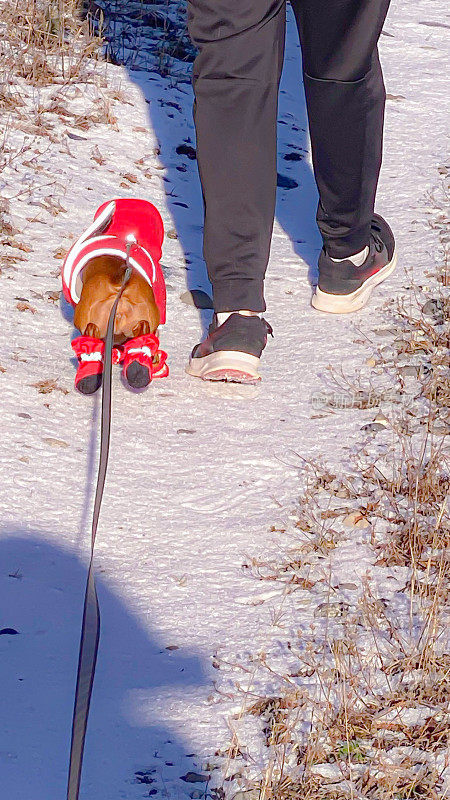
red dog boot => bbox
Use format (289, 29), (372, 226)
(151, 348), (169, 379)
(72, 335), (104, 394)
(122, 333), (168, 389)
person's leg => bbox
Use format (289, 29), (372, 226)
(187, 0), (286, 313)
(291, 0), (391, 258)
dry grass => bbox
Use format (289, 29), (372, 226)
(0, 0), (125, 276)
(96, 0), (195, 78)
(0, 0), (102, 87)
(217, 189), (449, 799)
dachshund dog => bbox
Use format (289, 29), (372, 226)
(62, 199), (168, 394)
(73, 255), (160, 342)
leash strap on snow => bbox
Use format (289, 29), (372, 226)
(67, 262), (133, 800)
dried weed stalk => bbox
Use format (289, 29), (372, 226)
(218, 189), (449, 799)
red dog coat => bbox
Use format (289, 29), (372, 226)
(61, 198), (166, 324)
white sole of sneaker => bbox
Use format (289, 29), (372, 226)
(311, 249), (398, 314)
(186, 351), (261, 383)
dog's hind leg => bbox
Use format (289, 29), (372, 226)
(132, 319), (151, 337)
(121, 320), (159, 389)
(84, 322), (101, 338)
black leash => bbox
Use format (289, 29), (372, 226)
(67, 262), (133, 800)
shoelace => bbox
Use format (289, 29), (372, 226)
(373, 235), (384, 253)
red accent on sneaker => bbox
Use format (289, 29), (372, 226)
(365, 265), (383, 279)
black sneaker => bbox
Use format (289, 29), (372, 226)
(186, 313), (272, 383)
(312, 214), (397, 313)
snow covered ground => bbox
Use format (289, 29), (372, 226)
(0, 2), (448, 798)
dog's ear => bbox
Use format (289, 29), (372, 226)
(84, 322), (101, 338)
(132, 319), (151, 337)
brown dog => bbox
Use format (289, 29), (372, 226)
(63, 198), (168, 393)
(73, 255), (160, 344)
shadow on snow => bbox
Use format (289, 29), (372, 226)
(0, 529), (209, 799)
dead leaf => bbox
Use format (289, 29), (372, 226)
(16, 301), (37, 313)
(11, 240), (32, 253)
(42, 437), (69, 448)
(91, 145), (105, 165)
(343, 511), (370, 528)
(180, 772), (209, 784)
(31, 379), (69, 395)
(65, 129), (88, 140)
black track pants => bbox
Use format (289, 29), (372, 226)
(187, 0), (391, 312)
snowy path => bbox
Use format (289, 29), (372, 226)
(0, 2), (448, 798)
